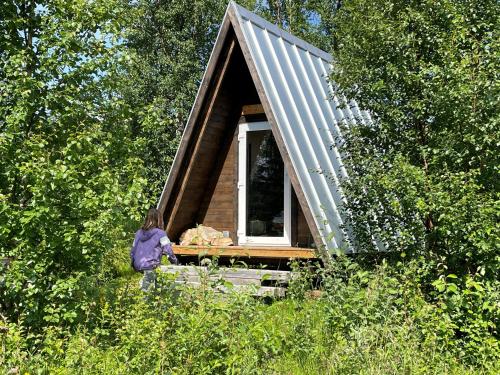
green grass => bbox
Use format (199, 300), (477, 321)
(2, 263), (498, 374)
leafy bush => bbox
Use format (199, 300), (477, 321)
(0, 0), (148, 331)
(331, 0), (499, 277)
(2, 260), (498, 374)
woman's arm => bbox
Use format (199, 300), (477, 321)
(160, 235), (179, 265)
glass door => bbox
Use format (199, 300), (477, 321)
(237, 122), (291, 246)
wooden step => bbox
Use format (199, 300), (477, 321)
(173, 281), (286, 297)
(160, 265), (293, 297)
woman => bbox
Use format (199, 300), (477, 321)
(130, 208), (178, 291)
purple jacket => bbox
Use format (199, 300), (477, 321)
(130, 228), (178, 271)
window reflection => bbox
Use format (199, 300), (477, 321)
(246, 130), (284, 237)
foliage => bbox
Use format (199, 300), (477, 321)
(124, 0), (228, 126)
(1, 1), (498, 373)
(2, 260), (498, 373)
(120, 0), (228, 197)
(330, 1), (499, 358)
(331, 0), (499, 276)
(254, 0), (341, 52)
(0, 0), (146, 329)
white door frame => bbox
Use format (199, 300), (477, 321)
(237, 121), (291, 246)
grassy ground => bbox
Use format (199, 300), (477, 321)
(2, 261), (498, 374)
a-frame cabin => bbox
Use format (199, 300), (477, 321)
(158, 2), (370, 261)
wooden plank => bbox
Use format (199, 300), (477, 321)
(171, 245), (316, 259)
(203, 202), (234, 210)
(173, 281), (286, 297)
(297, 202), (313, 247)
(200, 214), (233, 222)
(173, 275), (262, 286)
(204, 191), (236, 203)
(220, 268), (291, 278)
(225, 284), (286, 297)
(291, 189), (298, 246)
(161, 265), (292, 279)
(241, 104), (264, 115)
(228, 8), (327, 260)
(199, 222), (232, 230)
(207, 186), (235, 194)
(198, 132), (237, 231)
(160, 265), (289, 297)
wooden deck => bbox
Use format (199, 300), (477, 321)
(172, 245), (317, 259)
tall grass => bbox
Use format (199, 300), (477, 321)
(2, 259), (498, 374)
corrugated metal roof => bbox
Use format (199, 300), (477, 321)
(230, 2), (370, 252)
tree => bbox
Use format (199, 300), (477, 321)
(255, 0), (341, 52)
(0, 0), (146, 328)
(331, 0), (499, 277)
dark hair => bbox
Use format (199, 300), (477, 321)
(142, 208), (160, 231)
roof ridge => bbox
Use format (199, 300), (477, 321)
(229, 1), (333, 62)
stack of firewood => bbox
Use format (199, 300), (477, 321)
(179, 225), (233, 246)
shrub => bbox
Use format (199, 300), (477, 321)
(2, 261), (498, 374)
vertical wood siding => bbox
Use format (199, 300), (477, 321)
(197, 129), (237, 241)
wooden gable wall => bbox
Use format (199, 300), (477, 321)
(163, 32), (257, 241)
(196, 124), (237, 241)
(162, 30), (314, 247)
